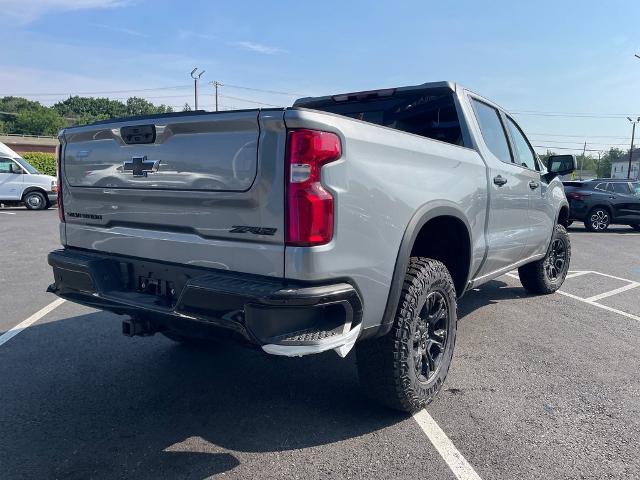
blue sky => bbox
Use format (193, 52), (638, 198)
(1, 0), (639, 154)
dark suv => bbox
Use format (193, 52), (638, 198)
(563, 178), (640, 231)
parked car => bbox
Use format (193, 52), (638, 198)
(48, 81), (575, 412)
(0, 142), (57, 210)
(562, 178), (640, 231)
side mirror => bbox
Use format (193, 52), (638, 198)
(9, 164), (23, 174)
(545, 154), (576, 179)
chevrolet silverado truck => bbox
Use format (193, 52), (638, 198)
(47, 82), (576, 412)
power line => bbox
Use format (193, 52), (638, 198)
(534, 145), (607, 152)
(531, 139), (632, 146)
(218, 94), (283, 107)
(512, 111), (636, 119)
(221, 83), (308, 97)
(0, 85), (192, 97)
(528, 132), (631, 139)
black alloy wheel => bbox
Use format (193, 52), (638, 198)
(413, 290), (449, 383)
(544, 237), (568, 281)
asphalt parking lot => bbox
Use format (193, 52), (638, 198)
(1, 208), (639, 480)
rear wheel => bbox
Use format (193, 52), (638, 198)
(584, 207), (610, 232)
(356, 257), (457, 413)
(518, 224), (571, 294)
(23, 191), (48, 210)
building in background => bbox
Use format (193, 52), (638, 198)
(0, 134), (58, 154)
(611, 158), (639, 179)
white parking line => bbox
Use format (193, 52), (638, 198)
(0, 211), (16, 215)
(413, 409), (483, 480)
(565, 270), (591, 279)
(585, 282), (640, 302)
(555, 290), (640, 322)
(0, 298), (65, 347)
(505, 272), (640, 323)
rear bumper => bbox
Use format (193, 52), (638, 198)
(47, 193), (58, 204)
(47, 248), (363, 357)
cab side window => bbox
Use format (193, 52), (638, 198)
(471, 99), (512, 164)
(0, 158), (15, 174)
(505, 116), (538, 171)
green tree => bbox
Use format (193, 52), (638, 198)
(53, 96), (127, 123)
(125, 97), (173, 116)
(13, 108), (65, 136)
(182, 103), (192, 112)
(0, 96), (43, 113)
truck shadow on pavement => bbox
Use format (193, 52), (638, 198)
(1, 312), (405, 479)
(1, 279), (526, 479)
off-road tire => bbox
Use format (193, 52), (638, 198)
(356, 257), (457, 413)
(518, 224), (571, 294)
(584, 206), (610, 232)
(23, 191), (48, 210)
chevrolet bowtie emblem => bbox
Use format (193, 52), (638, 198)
(123, 156), (159, 177)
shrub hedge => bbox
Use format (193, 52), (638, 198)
(21, 152), (56, 176)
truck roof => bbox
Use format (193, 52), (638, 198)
(294, 81), (458, 108)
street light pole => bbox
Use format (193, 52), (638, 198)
(626, 117), (639, 179)
(190, 68), (206, 110)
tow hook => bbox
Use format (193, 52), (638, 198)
(122, 318), (159, 337)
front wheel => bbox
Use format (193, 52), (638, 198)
(356, 257), (457, 413)
(23, 191), (48, 210)
(518, 224), (571, 294)
(584, 207), (610, 232)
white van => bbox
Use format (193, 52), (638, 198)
(0, 142), (57, 210)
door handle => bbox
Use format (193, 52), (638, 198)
(529, 180), (540, 190)
(609, 195), (616, 199)
(493, 175), (508, 186)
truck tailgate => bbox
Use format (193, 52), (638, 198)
(59, 109), (287, 277)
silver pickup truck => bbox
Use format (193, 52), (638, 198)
(48, 81), (576, 412)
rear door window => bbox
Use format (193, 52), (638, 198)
(471, 99), (512, 164)
(611, 182), (631, 194)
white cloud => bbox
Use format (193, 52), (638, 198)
(231, 41), (284, 55)
(90, 22), (148, 38)
(0, 0), (130, 24)
(177, 29), (217, 41)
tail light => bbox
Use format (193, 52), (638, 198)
(286, 129), (342, 246)
(566, 191), (590, 201)
(56, 143), (64, 222)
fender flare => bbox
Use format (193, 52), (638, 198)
(21, 186), (49, 200)
(369, 202), (473, 339)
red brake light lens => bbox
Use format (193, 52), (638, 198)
(567, 191), (590, 201)
(286, 129), (341, 246)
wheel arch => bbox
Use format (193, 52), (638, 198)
(21, 186), (49, 201)
(557, 202), (570, 225)
(372, 202), (473, 339)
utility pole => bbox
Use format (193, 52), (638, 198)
(626, 117), (639, 179)
(580, 141), (587, 180)
(210, 81), (222, 112)
(190, 67), (205, 110)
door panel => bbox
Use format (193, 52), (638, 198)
(503, 115), (553, 257)
(0, 158), (23, 200)
(468, 98), (529, 276)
